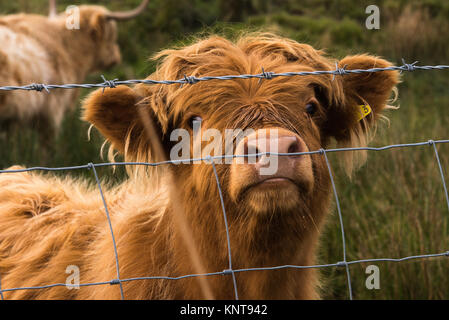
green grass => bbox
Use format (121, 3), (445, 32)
(1, 0), (448, 299)
(320, 72), (449, 299)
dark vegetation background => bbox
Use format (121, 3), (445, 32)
(0, 0), (448, 299)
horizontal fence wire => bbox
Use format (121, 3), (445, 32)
(0, 62), (448, 300)
(2, 140), (448, 174)
(0, 61), (447, 92)
(0, 140), (448, 300)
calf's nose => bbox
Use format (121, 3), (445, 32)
(245, 134), (303, 156)
(235, 128), (307, 176)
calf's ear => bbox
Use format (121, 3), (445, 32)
(338, 54), (399, 125)
(82, 85), (166, 161)
(328, 55), (400, 172)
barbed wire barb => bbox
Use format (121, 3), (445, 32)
(101, 75), (118, 93)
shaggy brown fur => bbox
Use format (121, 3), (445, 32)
(0, 34), (399, 299)
(0, 5), (122, 137)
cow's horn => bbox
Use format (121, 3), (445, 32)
(105, 0), (149, 21)
(49, 0), (57, 18)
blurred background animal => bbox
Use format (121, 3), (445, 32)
(0, 0), (149, 149)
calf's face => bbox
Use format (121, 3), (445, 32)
(83, 36), (399, 220)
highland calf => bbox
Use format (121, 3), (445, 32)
(0, 0), (148, 139)
(0, 34), (399, 299)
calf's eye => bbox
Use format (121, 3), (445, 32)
(305, 103), (317, 115)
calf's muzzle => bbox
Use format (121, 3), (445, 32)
(235, 128), (308, 178)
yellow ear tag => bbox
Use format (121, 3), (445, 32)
(357, 104), (372, 121)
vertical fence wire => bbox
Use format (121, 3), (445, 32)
(430, 141), (449, 213)
(89, 163), (125, 300)
(321, 149), (353, 300)
(210, 158), (239, 300)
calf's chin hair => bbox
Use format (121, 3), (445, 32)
(0, 33), (399, 299)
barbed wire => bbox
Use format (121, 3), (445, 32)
(0, 139), (448, 300)
(0, 61), (448, 92)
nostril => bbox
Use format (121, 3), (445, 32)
(287, 139), (302, 155)
(254, 146), (261, 161)
(243, 140), (261, 164)
(277, 136), (303, 155)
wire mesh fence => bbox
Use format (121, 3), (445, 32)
(0, 140), (448, 300)
(0, 63), (448, 300)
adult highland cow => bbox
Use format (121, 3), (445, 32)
(0, 0), (149, 140)
(0, 34), (399, 299)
